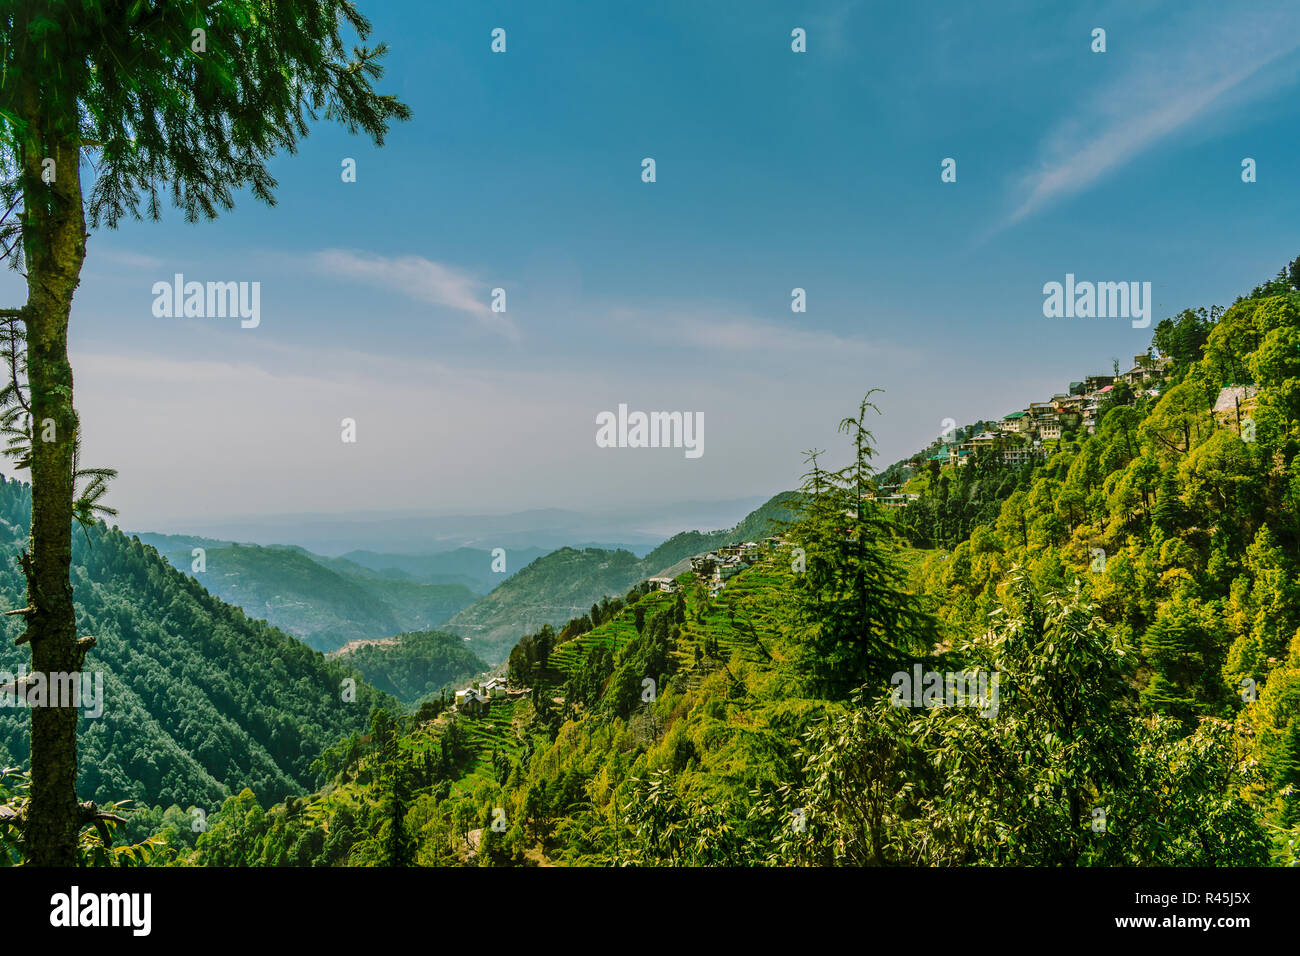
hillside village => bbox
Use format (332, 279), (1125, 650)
(681, 538), (780, 598)
(452, 675), (528, 715)
(869, 352), (1235, 507)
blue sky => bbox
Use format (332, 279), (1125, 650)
(3, 0), (1300, 533)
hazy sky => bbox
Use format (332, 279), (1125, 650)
(3, 0), (1300, 533)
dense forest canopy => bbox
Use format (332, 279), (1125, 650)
(0, 477), (391, 817)
(333, 630), (487, 705)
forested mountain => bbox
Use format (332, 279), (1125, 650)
(908, 277), (1300, 823)
(182, 258), (1300, 868)
(0, 478), (392, 813)
(444, 548), (645, 665)
(190, 539), (1273, 867)
(140, 536), (480, 652)
(332, 631), (488, 705)
(443, 493), (798, 665)
(138, 534), (539, 592)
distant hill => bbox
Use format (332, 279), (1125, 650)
(0, 476), (392, 811)
(336, 545), (548, 591)
(155, 506), (690, 556)
(444, 492), (799, 664)
(331, 630), (488, 704)
(444, 547), (646, 664)
(139, 536), (480, 652)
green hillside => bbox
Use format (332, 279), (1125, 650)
(142, 538), (479, 652)
(445, 547), (645, 665)
(340, 575), (483, 638)
(332, 631), (488, 705)
(0, 478), (393, 816)
(444, 493), (798, 665)
(639, 491), (801, 574)
(192, 538), (1274, 866)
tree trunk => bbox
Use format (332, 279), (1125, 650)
(20, 120), (86, 866)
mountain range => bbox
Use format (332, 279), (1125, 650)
(0, 477), (392, 814)
(138, 534), (493, 652)
(136, 494), (800, 665)
(141, 496), (772, 556)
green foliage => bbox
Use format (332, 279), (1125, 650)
(889, 455), (1031, 549)
(445, 493), (797, 665)
(619, 770), (752, 866)
(1153, 307), (1218, 378)
(0, 475), (393, 814)
(0, 768), (169, 866)
(147, 540), (479, 652)
(788, 394), (937, 697)
(334, 630), (486, 705)
(768, 577), (1266, 866)
(1, 0), (410, 240)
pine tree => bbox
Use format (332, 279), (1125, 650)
(0, 0), (409, 865)
(1150, 469), (1186, 537)
(788, 392), (936, 697)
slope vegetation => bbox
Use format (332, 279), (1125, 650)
(445, 492), (798, 664)
(142, 537), (479, 651)
(0, 478), (391, 812)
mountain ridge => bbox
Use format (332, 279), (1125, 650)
(443, 492), (800, 664)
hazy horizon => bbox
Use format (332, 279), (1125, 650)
(2, 0), (1298, 531)
(118, 493), (777, 556)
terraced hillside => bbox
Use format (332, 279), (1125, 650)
(186, 542), (817, 865)
(445, 492), (799, 665)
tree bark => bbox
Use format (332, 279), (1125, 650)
(20, 111), (86, 866)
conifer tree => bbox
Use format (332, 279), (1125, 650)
(1151, 470), (1187, 536)
(789, 392), (935, 697)
(0, 0), (409, 865)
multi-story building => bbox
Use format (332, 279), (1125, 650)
(1002, 445), (1048, 467)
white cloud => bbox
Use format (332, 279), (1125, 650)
(310, 249), (518, 339)
(604, 305), (902, 361)
(1001, 7), (1300, 229)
